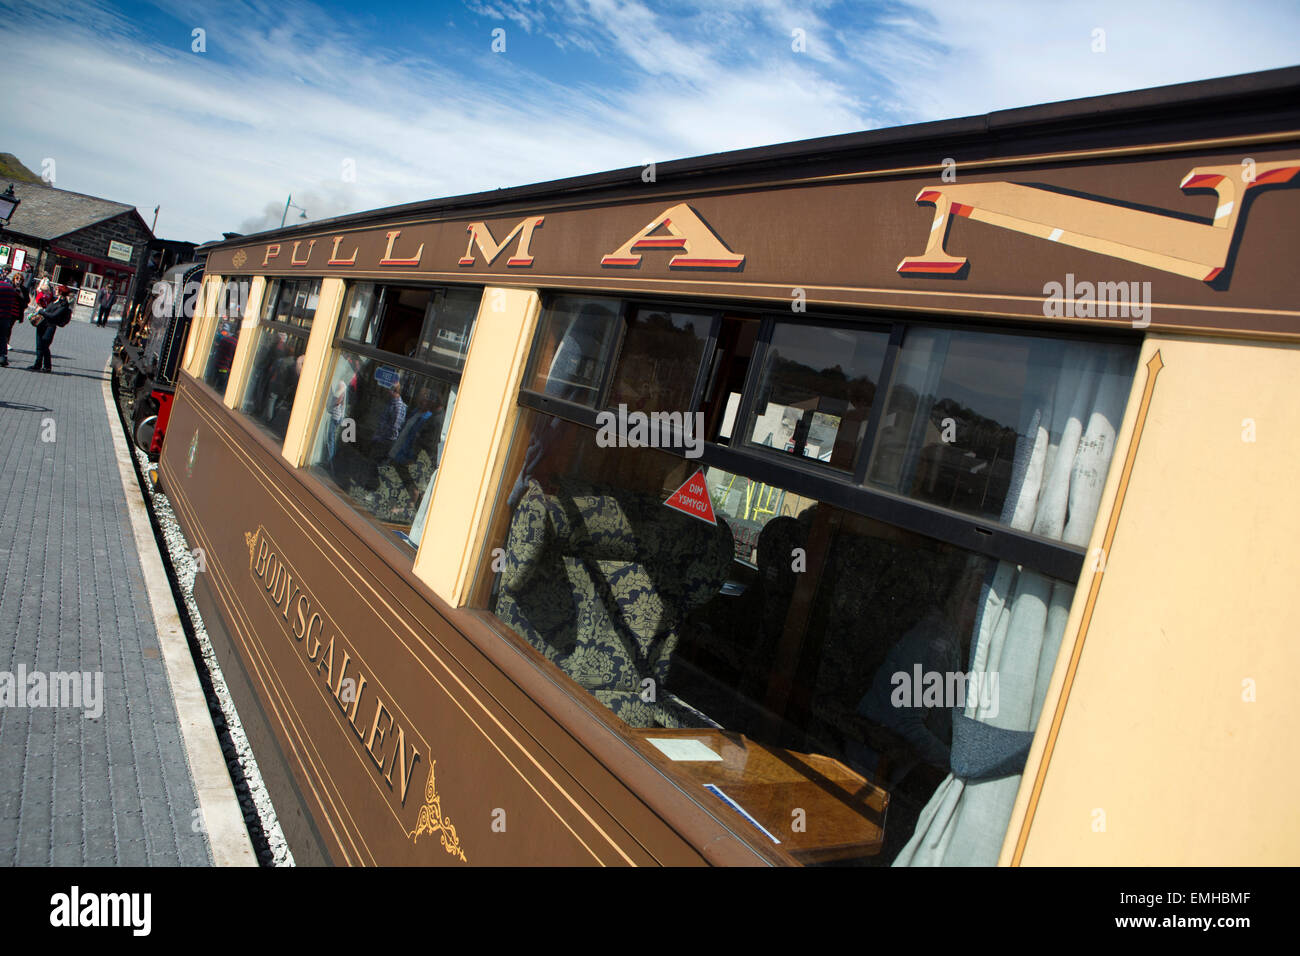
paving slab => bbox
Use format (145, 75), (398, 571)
(0, 319), (216, 866)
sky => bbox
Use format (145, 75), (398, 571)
(1, 0), (1296, 243)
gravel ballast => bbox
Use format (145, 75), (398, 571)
(126, 435), (295, 867)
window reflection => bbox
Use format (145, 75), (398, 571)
(241, 330), (308, 441)
(527, 296), (620, 404)
(341, 283), (479, 372)
(747, 323), (890, 471)
(202, 280), (244, 395)
(866, 329), (1136, 538)
(308, 282), (479, 549)
(608, 307), (713, 414)
(240, 279), (320, 441)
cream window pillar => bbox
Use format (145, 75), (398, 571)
(182, 274), (224, 377)
(222, 276), (267, 408)
(281, 277), (347, 468)
(412, 286), (541, 606)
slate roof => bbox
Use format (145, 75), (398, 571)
(1, 179), (148, 242)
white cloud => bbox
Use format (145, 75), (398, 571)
(0, 0), (1293, 243)
(840, 0), (1300, 124)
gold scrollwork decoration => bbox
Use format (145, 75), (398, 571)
(245, 529), (260, 570)
(406, 760), (467, 862)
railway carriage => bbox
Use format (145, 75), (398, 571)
(160, 68), (1300, 866)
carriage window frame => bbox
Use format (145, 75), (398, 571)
(482, 290), (1140, 868)
(236, 278), (321, 443)
(733, 315), (898, 481)
(260, 277), (320, 333)
(514, 292), (1143, 584)
(521, 296), (723, 423)
(333, 282), (469, 392)
(199, 278), (246, 396)
(302, 280), (484, 550)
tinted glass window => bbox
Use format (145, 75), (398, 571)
(341, 283), (480, 373)
(479, 408), (1077, 866)
(262, 278), (320, 330)
(239, 279), (321, 441)
(866, 329), (1136, 540)
(308, 282), (479, 549)
(607, 307), (713, 415)
(747, 323), (890, 471)
(240, 328), (309, 441)
(202, 280), (245, 395)
(527, 296), (621, 405)
(309, 354), (454, 547)
(699, 316), (760, 444)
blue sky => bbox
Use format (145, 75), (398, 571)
(1, 0), (1296, 242)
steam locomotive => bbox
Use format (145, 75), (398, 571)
(112, 258), (205, 466)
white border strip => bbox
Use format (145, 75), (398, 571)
(101, 362), (256, 866)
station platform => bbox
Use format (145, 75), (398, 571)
(0, 317), (252, 866)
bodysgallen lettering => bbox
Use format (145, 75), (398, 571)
(250, 533), (421, 805)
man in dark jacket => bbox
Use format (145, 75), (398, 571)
(30, 285), (73, 373)
(0, 272), (21, 367)
(96, 285), (116, 326)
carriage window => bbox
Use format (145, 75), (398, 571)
(261, 277), (319, 329)
(201, 280), (246, 396)
(488, 295), (1138, 866)
(607, 307), (713, 415)
(478, 407), (1078, 866)
(341, 282), (480, 373)
(239, 279), (320, 442)
(526, 296), (621, 405)
(866, 329), (1136, 539)
(306, 282), (480, 549)
(746, 322), (890, 471)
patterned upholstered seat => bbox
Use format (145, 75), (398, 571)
(752, 507), (964, 773)
(494, 479), (735, 727)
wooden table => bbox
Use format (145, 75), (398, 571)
(632, 729), (889, 864)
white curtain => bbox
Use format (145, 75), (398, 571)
(895, 340), (1131, 866)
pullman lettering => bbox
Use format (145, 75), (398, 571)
(251, 531), (421, 806)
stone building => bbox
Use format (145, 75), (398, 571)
(0, 179), (153, 306)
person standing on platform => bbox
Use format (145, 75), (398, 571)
(30, 285), (72, 373)
(0, 272), (21, 367)
(6, 270), (28, 353)
(96, 284), (116, 326)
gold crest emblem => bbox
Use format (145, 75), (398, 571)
(231, 249), (247, 268)
(407, 761), (467, 862)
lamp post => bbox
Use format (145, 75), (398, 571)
(280, 194), (307, 229)
(0, 184), (20, 226)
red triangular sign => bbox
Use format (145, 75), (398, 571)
(664, 468), (717, 525)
